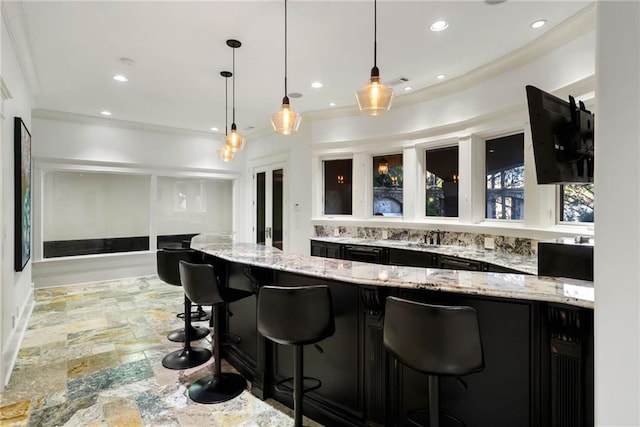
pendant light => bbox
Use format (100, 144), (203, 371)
(356, 0), (394, 116)
(219, 70), (235, 162)
(271, 0), (301, 135)
(225, 39), (245, 152)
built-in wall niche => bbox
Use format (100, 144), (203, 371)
(373, 154), (403, 217)
(157, 176), (233, 248)
(323, 159), (353, 215)
(426, 146), (459, 217)
(42, 171), (151, 257)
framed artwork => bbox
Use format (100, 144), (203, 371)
(14, 117), (31, 271)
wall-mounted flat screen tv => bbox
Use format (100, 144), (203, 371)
(526, 85), (594, 184)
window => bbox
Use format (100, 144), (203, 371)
(486, 133), (525, 220)
(373, 154), (403, 216)
(324, 159), (352, 215)
(426, 146), (459, 217)
(560, 184), (594, 223)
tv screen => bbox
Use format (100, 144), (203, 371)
(526, 85), (594, 184)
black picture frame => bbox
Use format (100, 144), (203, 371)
(14, 117), (31, 271)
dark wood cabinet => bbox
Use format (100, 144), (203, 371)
(311, 240), (531, 275)
(310, 241), (342, 259)
(343, 244), (389, 264)
(388, 247), (438, 268)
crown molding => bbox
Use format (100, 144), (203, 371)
(1, 1), (41, 96)
(32, 108), (219, 139)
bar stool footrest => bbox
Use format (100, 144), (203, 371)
(221, 332), (242, 346)
(275, 376), (322, 394)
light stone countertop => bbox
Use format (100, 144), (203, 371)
(192, 234), (594, 309)
(311, 237), (538, 275)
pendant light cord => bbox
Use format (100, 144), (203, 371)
(373, 0), (377, 68)
(232, 48), (236, 124)
(284, 0), (288, 97)
(225, 76), (229, 135)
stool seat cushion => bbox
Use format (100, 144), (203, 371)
(257, 285), (335, 346)
(383, 297), (484, 377)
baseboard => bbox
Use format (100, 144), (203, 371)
(2, 284), (35, 389)
(32, 251), (156, 288)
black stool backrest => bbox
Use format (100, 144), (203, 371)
(157, 249), (201, 286)
(257, 285), (335, 346)
(178, 261), (224, 306)
(383, 296), (484, 376)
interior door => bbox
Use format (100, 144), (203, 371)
(254, 164), (285, 250)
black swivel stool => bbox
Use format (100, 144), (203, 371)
(158, 249), (211, 370)
(257, 285), (335, 427)
(383, 297), (484, 427)
(157, 248), (210, 343)
(179, 260), (253, 404)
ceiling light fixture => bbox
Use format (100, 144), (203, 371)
(430, 20), (449, 32)
(530, 19), (546, 29)
(219, 70), (234, 162)
(356, 0), (394, 116)
(436, 74), (446, 80)
(404, 86), (412, 91)
(225, 39), (245, 152)
(211, 127), (219, 132)
(311, 81), (323, 89)
(113, 74), (128, 82)
(329, 102), (336, 107)
(100, 111), (112, 116)
(272, 0), (301, 135)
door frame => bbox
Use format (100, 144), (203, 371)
(251, 153), (289, 252)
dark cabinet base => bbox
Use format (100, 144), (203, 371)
(214, 256), (593, 427)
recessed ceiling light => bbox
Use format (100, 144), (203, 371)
(113, 74), (128, 82)
(329, 102), (336, 107)
(288, 92), (303, 99)
(429, 20), (449, 32)
(311, 82), (323, 89)
(211, 127), (219, 131)
(403, 86), (412, 91)
(101, 111), (112, 116)
(436, 74), (446, 80)
(530, 19), (546, 29)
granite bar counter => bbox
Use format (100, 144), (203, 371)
(192, 235), (592, 309)
(191, 234), (594, 427)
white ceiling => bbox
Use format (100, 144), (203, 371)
(13, 1), (592, 135)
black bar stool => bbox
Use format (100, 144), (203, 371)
(158, 249), (212, 370)
(383, 297), (484, 427)
(157, 248), (210, 343)
(257, 285), (335, 427)
(179, 260), (253, 404)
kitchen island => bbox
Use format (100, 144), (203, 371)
(192, 234), (594, 427)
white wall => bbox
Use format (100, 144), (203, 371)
(31, 116), (243, 288)
(594, 2), (640, 424)
(1, 5), (34, 389)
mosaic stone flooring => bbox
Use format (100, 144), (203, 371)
(0, 276), (322, 426)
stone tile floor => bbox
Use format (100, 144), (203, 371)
(0, 276), (322, 426)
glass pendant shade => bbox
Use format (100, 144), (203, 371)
(225, 123), (245, 152)
(271, 97), (301, 135)
(356, 71), (394, 116)
(219, 144), (234, 162)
